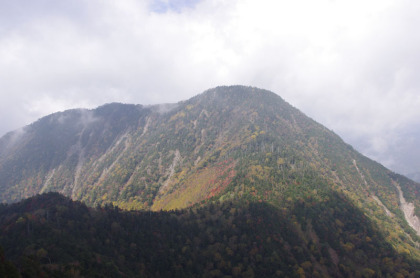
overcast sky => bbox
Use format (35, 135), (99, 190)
(1, 0), (420, 175)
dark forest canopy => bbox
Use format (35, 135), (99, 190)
(0, 192), (419, 277)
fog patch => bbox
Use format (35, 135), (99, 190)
(149, 103), (179, 114)
(54, 109), (98, 128)
(0, 126), (27, 158)
(79, 109), (99, 127)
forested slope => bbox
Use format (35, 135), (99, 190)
(0, 192), (418, 277)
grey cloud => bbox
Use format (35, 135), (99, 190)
(1, 0), (420, 176)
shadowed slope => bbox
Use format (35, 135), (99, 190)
(0, 192), (418, 277)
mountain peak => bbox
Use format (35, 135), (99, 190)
(191, 85), (288, 107)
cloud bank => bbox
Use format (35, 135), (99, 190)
(1, 0), (420, 174)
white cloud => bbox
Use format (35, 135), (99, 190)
(1, 0), (420, 174)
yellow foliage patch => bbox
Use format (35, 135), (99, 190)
(169, 111), (186, 122)
(152, 159), (236, 210)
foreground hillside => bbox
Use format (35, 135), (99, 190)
(0, 192), (419, 277)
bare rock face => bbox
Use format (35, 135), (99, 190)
(395, 183), (420, 235)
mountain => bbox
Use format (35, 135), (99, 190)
(407, 172), (420, 183)
(0, 86), (419, 276)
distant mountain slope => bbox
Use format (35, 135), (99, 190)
(407, 172), (420, 183)
(0, 103), (147, 202)
(0, 86), (419, 258)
